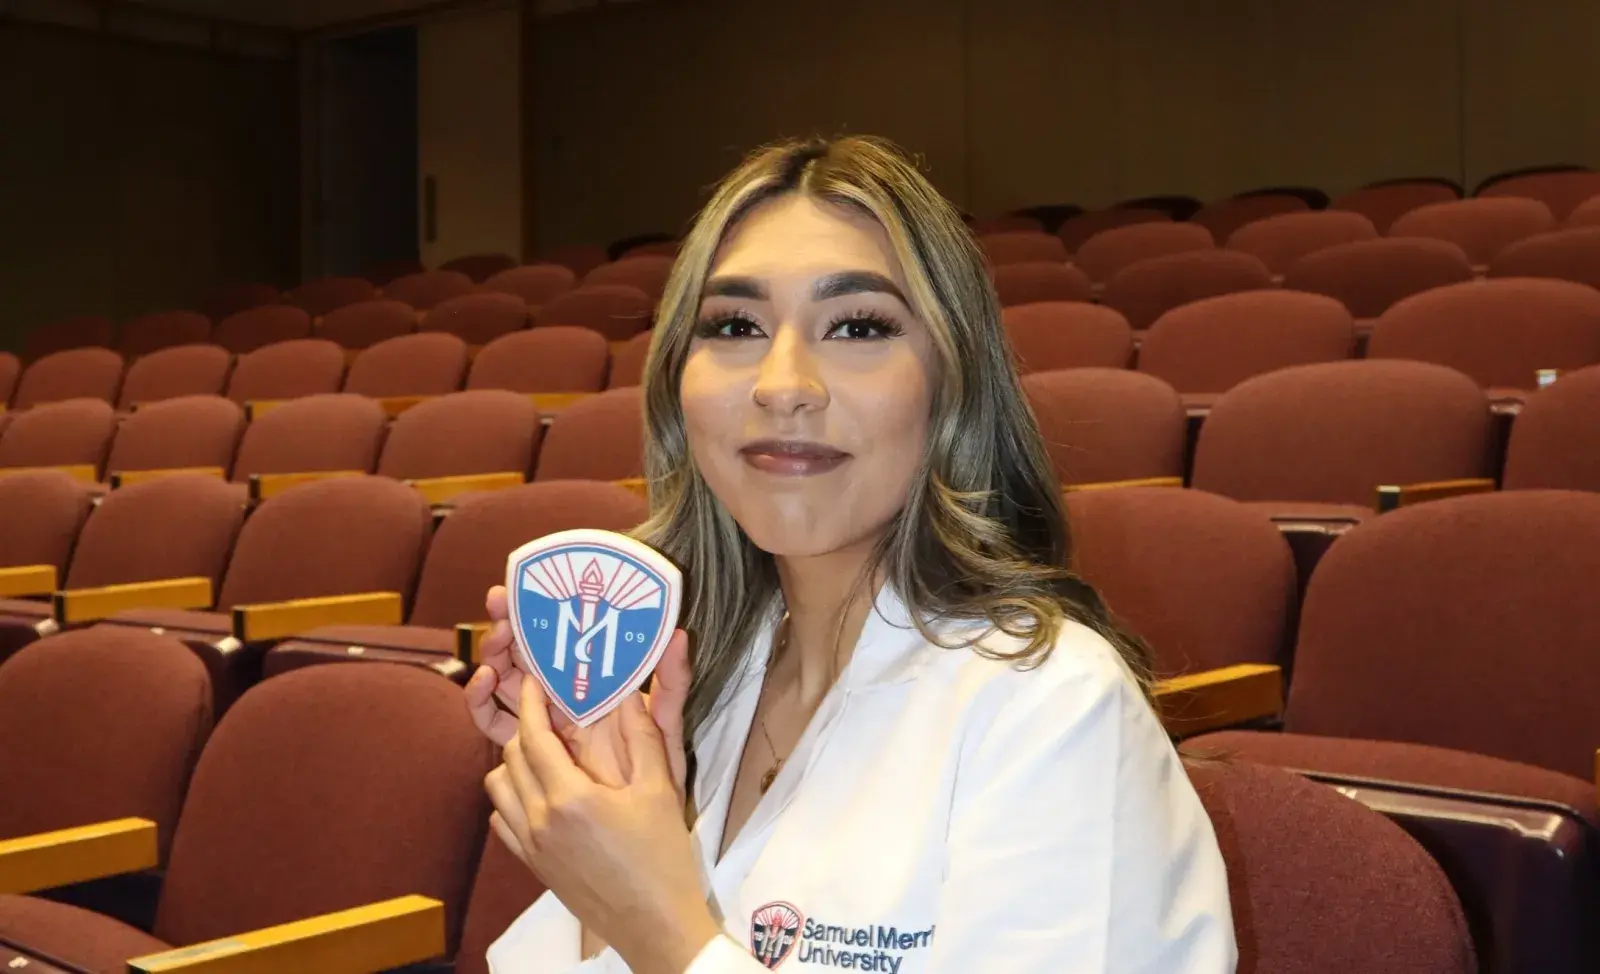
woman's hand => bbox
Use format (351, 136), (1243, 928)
(486, 678), (721, 974)
(465, 584), (693, 800)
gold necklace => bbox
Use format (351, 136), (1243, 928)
(755, 616), (791, 795)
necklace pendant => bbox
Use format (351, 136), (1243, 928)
(759, 761), (782, 794)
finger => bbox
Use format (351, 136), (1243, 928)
(620, 692), (671, 786)
(488, 811), (533, 870)
(485, 766), (542, 850)
(487, 584), (508, 621)
(501, 737), (551, 827)
(648, 630), (691, 747)
(517, 677), (588, 796)
(466, 666), (519, 745)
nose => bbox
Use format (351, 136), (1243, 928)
(751, 324), (828, 415)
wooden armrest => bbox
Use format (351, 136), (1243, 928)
(0, 818), (158, 895)
(1062, 476), (1184, 493)
(455, 621), (491, 666)
(375, 395), (433, 419)
(248, 470), (364, 503)
(526, 392), (592, 418)
(110, 467), (226, 489)
(614, 477), (648, 499)
(243, 400), (286, 421)
(1375, 478), (1495, 513)
(1154, 664), (1283, 737)
(54, 577), (213, 625)
(0, 564), (57, 597)
(0, 464), (98, 484)
(407, 471), (524, 505)
(231, 592), (402, 643)
(127, 895), (444, 973)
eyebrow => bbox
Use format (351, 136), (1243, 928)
(702, 276), (768, 300)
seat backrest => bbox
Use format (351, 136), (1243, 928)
(1021, 368), (1186, 486)
(483, 263), (577, 307)
(0, 470), (94, 570)
(534, 386), (645, 481)
(118, 310), (213, 358)
(377, 390), (542, 481)
(344, 331), (469, 398)
(285, 276), (376, 318)
(24, 315), (115, 361)
(441, 253), (517, 283)
(66, 474), (245, 591)
(315, 299), (417, 350)
(1056, 208), (1171, 252)
(1225, 210), (1379, 274)
(1073, 222), (1215, 284)
(1487, 226), (1600, 290)
(1192, 360), (1491, 506)
(363, 259), (427, 287)
(14, 347), (124, 410)
(117, 343), (232, 408)
(1567, 193), (1600, 227)
(0, 398), (117, 473)
(421, 292), (531, 345)
(1501, 364), (1600, 491)
(1367, 277), (1600, 390)
(537, 285), (653, 341)
(217, 474), (431, 608)
(467, 327), (610, 394)
(154, 663), (491, 953)
(455, 836), (545, 974)
(200, 283), (281, 322)
(383, 269), (477, 310)
(1329, 181), (1462, 233)
(0, 352), (17, 406)
(1104, 249), (1274, 330)
(990, 261), (1093, 307)
(1065, 487), (1295, 675)
(211, 305), (313, 355)
(1191, 194), (1309, 242)
(537, 244), (609, 278)
(1138, 291), (1354, 394)
(970, 214), (1043, 235)
(230, 393), (386, 480)
(1003, 303), (1134, 373)
(606, 331), (653, 389)
(226, 338), (346, 404)
(410, 480), (647, 628)
(1281, 237), (1474, 320)
(1479, 170), (1600, 220)
(0, 629), (213, 858)
(582, 255), (674, 301)
(1391, 197), (1557, 266)
(976, 231), (1069, 267)
(106, 394), (245, 477)
(1188, 760), (1475, 974)
(1284, 490), (1600, 781)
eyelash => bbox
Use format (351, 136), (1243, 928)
(691, 309), (905, 341)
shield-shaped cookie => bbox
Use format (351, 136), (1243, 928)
(504, 529), (682, 728)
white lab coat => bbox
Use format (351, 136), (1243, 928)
(488, 585), (1236, 973)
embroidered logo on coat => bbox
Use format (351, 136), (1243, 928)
(750, 901), (804, 968)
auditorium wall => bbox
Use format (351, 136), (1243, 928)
(526, 0), (1600, 249)
(0, 21), (298, 342)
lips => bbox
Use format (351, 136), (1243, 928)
(739, 439), (851, 477)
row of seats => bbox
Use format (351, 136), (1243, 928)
(0, 387), (644, 497)
(0, 629), (1483, 973)
(0, 326), (649, 412)
(0, 478), (1588, 970)
(25, 282), (656, 363)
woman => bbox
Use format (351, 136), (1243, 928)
(466, 136), (1235, 973)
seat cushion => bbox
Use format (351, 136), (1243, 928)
(0, 895), (170, 974)
(262, 625), (465, 682)
(103, 608), (231, 638)
(1239, 500), (1374, 525)
(292, 624), (455, 654)
(1186, 731), (1600, 828)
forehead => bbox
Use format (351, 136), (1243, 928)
(710, 194), (905, 285)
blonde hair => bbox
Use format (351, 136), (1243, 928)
(634, 136), (1152, 750)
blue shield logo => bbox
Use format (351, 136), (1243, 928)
(507, 531), (680, 727)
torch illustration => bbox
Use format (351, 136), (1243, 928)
(572, 560), (606, 701)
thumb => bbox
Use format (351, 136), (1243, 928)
(621, 693), (670, 786)
(648, 630), (691, 744)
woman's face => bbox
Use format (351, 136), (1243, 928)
(680, 194), (938, 559)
